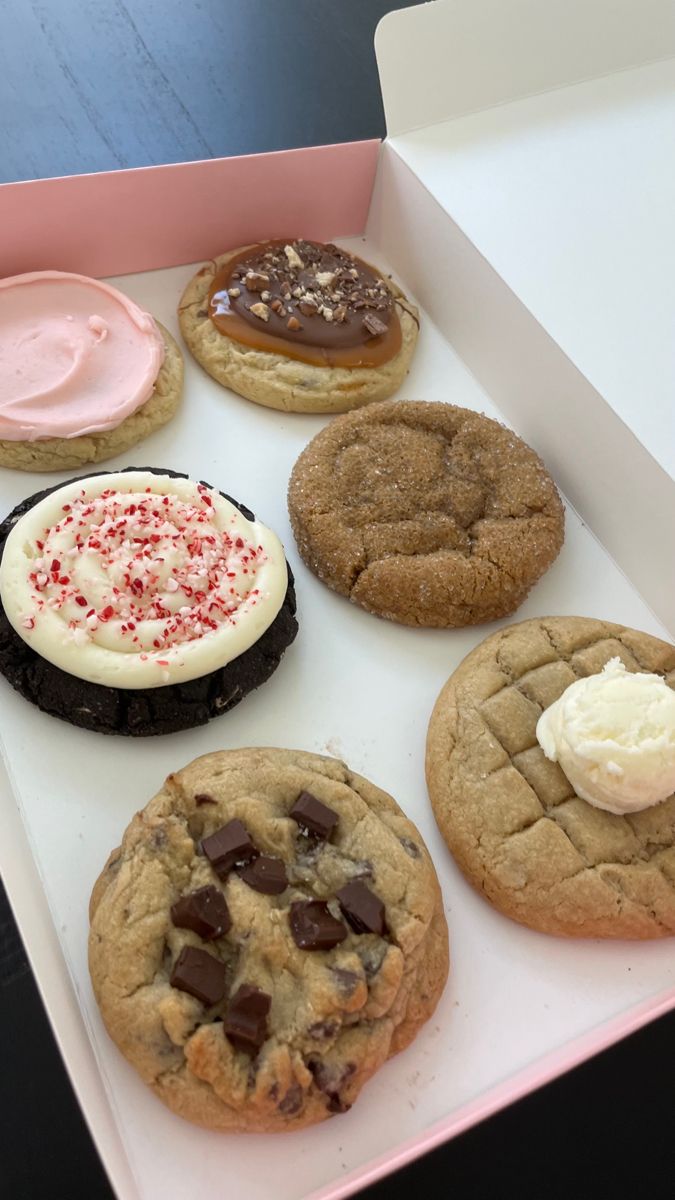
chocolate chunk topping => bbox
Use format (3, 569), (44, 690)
(170, 886), (232, 940)
(224, 983), (271, 1054)
(362, 312), (388, 338)
(290, 792), (339, 841)
(202, 819), (258, 879)
(194, 792), (217, 806)
(336, 881), (387, 936)
(289, 901), (347, 951)
(169, 945), (226, 1007)
(238, 855), (288, 895)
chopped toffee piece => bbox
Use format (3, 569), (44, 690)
(170, 885), (232, 940)
(238, 855), (288, 895)
(289, 900), (347, 951)
(208, 239), (402, 368)
(201, 819), (258, 879)
(169, 945), (227, 1006)
(290, 792), (339, 841)
(336, 881), (387, 936)
(224, 984), (271, 1054)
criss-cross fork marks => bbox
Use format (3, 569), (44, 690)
(466, 623), (675, 928)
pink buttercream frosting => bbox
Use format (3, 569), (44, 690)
(0, 271), (165, 441)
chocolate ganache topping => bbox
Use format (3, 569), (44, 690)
(208, 240), (402, 368)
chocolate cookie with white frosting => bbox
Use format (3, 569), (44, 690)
(0, 468), (297, 735)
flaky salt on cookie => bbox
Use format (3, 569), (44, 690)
(178, 239), (418, 413)
(89, 748), (449, 1132)
(0, 271), (183, 471)
(426, 616), (675, 938)
(288, 400), (564, 627)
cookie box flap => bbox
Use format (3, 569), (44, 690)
(375, 0), (675, 138)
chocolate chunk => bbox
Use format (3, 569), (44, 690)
(363, 312), (388, 338)
(336, 881), (386, 936)
(194, 792), (217, 806)
(202, 819), (258, 878)
(289, 901), (347, 951)
(169, 945), (226, 1006)
(170, 885), (232, 940)
(224, 983), (271, 1054)
(238, 855), (288, 895)
(290, 792), (339, 841)
(307, 1019), (339, 1040)
(399, 836), (421, 859)
(308, 1059), (355, 1113)
(330, 967), (360, 996)
(278, 1082), (304, 1115)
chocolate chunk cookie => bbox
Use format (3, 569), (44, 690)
(0, 468), (297, 736)
(89, 749), (449, 1131)
(426, 617), (675, 938)
(288, 400), (564, 627)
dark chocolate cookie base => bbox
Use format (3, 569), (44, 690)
(0, 468), (298, 736)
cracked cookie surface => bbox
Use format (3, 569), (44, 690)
(0, 469), (297, 736)
(288, 401), (564, 627)
(426, 616), (675, 938)
(88, 748), (449, 1131)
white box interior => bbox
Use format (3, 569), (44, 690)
(0, 243), (673, 1200)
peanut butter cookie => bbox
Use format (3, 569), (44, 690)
(89, 748), (449, 1131)
(288, 400), (564, 627)
(426, 616), (675, 938)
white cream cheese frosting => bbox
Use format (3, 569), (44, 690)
(536, 657), (675, 815)
(0, 472), (288, 688)
(0, 271), (165, 441)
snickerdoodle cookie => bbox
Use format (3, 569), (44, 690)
(288, 400), (564, 627)
(426, 616), (675, 938)
(0, 271), (182, 471)
(178, 240), (418, 413)
(89, 748), (449, 1132)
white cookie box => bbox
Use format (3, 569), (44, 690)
(0, 3), (673, 1199)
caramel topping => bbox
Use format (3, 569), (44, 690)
(208, 240), (402, 368)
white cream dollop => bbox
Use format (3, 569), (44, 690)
(0, 472), (288, 689)
(536, 657), (675, 815)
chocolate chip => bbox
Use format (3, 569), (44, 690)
(290, 792), (339, 841)
(307, 1019), (339, 1039)
(224, 984), (271, 1054)
(170, 945), (227, 1006)
(289, 901), (347, 951)
(330, 967), (360, 996)
(278, 1082), (304, 1115)
(363, 312), (388, 337)
(238, 855), (288, 895)
(195, 792), (217, 806)
(399, 836), (421, 859)
(359, 943), (387, 980)
(336, 882), (386, 936)
(170, 886), (232, 940)
(202, 819), (258, 879)
(308, 1059), (355, 1113)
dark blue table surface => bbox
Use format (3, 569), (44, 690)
(0, 3), (672, 1197)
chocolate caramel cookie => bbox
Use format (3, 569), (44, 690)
(178, 240), (418, 413)
(288, 400), (564, 627)
(426, 617), (675, 938)
(89, 749), (449, 1132)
